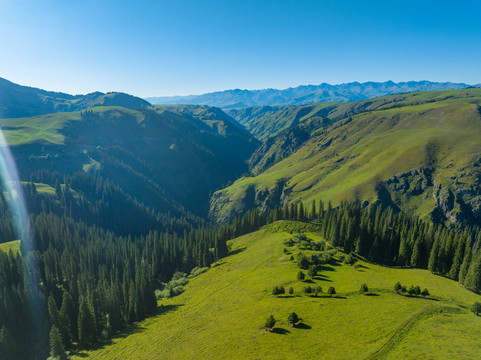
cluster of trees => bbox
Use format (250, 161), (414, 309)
(264, 312), (301, 331)
(393, 282), (429, 297)
(270, 199), (481, 294)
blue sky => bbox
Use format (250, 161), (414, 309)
(0, 0), (480, 97)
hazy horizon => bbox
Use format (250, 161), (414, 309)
(1, 0), (480, 97)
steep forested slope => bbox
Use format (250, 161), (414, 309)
(211, 88), (481, 225)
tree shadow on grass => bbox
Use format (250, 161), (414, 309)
(319, 295), (346, 299)
(227, 247), (246, 257)
(73, 323), (148, 356)
(277, 295), (301, 299)
(271, 327), (290, 335)
(157, 304), (183, 315)
(358, 264), (370, 269)
(365, 293), (379, 297)
(318, 265), (336, 271)
(294, 323), (311, 330)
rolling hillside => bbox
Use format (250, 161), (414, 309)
(0, 77), (150, 119)
(146, 81), (470, 109)
(211, 88), (481, 225)
(73, 222), (481, 359)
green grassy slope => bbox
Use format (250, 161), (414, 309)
(73, 222), (481, 360)
(212, 89), (481, 224)
(0, 240), (20, 254)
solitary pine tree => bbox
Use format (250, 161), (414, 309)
(328, 286), (336, 297)
(265, 315), (276, 330)
(287, 312), (299, 326)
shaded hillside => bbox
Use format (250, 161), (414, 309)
(1, 105), (258, 217)
(211, 88), (481, 225)
(147, 80), (470, 109)
(0, 77), (150, 118)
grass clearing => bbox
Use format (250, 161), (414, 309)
(74, 221), (481, 359)
(0, 240), (20, 254)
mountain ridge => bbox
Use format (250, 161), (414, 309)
(146, 80), (472, 109)
(0, 76), (151, 118)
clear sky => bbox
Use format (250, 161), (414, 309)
(1, 0), (480, 97)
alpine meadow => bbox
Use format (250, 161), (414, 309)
(1, 1), (481, 359)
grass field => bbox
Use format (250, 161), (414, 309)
(73, 221), (481, 359)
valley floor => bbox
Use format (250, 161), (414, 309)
(73, 221), (481, 359)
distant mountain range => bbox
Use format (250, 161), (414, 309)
(0, 77), (150, 118)
(146, 81), (475, 109)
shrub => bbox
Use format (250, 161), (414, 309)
(328, 286), (336, 297)
(310, 254), (320, 265)
(343, 253), (357, 265)
(297, 271), (305, 281)
(472, 302), (481, 316)
(360, 283), (369, 294)
(394, 282), (402, 293)
(407, 285), (416, 296)
(272, 286), (285, 296)
(312, 285), (322, 296)
(288, 287), (294, 295)
(421, 288), (430, 297)
(265, 315), (276, 330)
(414, 285), (421, 296)
(190, 267), (208, 277)
(297, 254), (310, 269)
(303, 285), (312, 295)
(284, 239), (295, 247)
